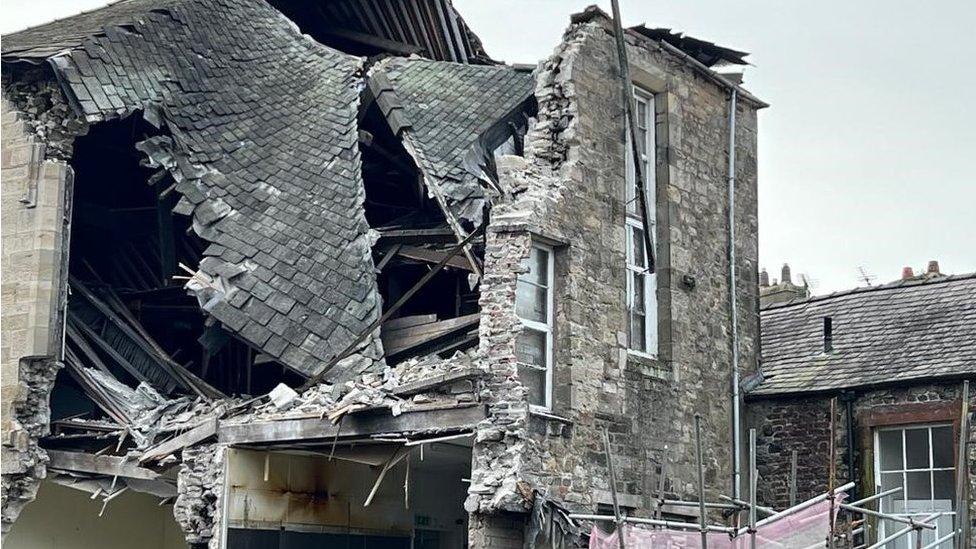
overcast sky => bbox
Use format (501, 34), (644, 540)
(4, 1), (974, 294)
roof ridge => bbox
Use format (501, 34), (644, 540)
(761, 271), (976, 312)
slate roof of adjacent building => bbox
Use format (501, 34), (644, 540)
(2, 0), (382, 379)
(370, 57), (535, 230)
(752, 273), (976, 396)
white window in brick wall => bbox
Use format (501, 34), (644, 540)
(625, 87), (657, 356)
(515, 243), (554, 409)
(874, 424), (956, 548)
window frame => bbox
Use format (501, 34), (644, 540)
(624, 86), (657, 358)
(516, 242), (555, 411)
(872, 423), (957, 548)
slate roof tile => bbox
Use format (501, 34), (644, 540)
(753, 274), (976, 396)
(370, 57), (535, 231)
(2, 0), (382, 379)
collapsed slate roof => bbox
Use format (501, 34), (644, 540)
(2, 0), (381, 379)
(752, 273), (976, 396)
(369, 57), (535, 232)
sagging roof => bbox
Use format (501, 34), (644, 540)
(752, 273), (976, 396)
(369, 57), (535, 230)
(3, 0), (382, 379)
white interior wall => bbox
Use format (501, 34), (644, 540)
(226, 444), (469, 547)
(3, 481), (187, 549)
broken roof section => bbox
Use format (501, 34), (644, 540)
(369, 57), (535, 234)
(267, 0), (492, 63)
(754, 273), (976, 396)
(2, 0), (382, 380)
(629, 26), (750, 68)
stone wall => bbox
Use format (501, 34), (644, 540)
(469, 11), (762, 542)
(0, 86), (76, 533)
(747, 382), (976, 546)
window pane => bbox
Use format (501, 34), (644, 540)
(906, 471), (931, 501)
(636, 99), (648, 129)
(629, 311), (645, 352)
(931, 426), (953, 468)
(880, 472), (903, 513)
(638, 127), (648, 151)
(630, 226), (646, 266)
(879, 430), (904, 471)
(516, 328), (547, 368)
(518, 364), (546, 407)
(631, 271), (646, 313)
(881, 520), (910, 549)
(932, 470), (955, 502)
(521, 247), (549, 286)
(516, 280), (547, 323)
(905, 428), (930, 469)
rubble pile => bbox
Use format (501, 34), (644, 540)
(240, 349), (484, 424)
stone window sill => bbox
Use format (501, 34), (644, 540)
(529, 408), (574, 424)
(626, 352), (672, 382)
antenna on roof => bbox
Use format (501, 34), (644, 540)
(798, 273), (818, 291)
(856, 266), (876, 287)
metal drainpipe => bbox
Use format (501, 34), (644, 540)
(842, 391), (858, 501)
(727, 88), (741, 501)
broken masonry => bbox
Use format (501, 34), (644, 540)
(1, 0), (768, 547)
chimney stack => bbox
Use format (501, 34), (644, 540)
(902, 266), (915, 280)
(927, 260), (940, 275)
(781, 263), (792, 285)
(759, 268), (769, 287)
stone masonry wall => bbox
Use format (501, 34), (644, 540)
(748, 382), (976, 546)
(470, 11), (761, 542)
(0, 89), (75, 532)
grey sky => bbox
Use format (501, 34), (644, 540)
(4, 0), (974, 294)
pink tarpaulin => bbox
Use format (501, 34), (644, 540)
(589, 497), (841, 549)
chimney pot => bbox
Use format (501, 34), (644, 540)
(781, 263), (792, 285)
(759, 268), (769, 287)
(902, 266), (915, 280)
(927, 260), (940, 274)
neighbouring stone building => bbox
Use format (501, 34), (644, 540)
(747, 273), (976, 548)
(1, 1), (765, 547)
(759, 263), (809, 308)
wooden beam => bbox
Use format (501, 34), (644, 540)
(383, 314), (436, 331)
(48, 450), (159, 480)
(299, 224), (484, 390)
(397, 245), (473, 271)
(68, 314), (151, 385)
(364, 445), (411, 506)
(140, 417), (218, 463)
(219, 404), (486, 445)
(322, 27), (423, 55)
(382, 314), (479, 356)
(376, 226), (458, 244)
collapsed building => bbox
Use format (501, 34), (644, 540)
(0, 1), (766, 547)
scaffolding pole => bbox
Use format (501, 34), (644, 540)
(863, 512), (941, 549)
(695, 415), (709, 549)
(749, 428), (757, 549)
(789, 449), (798, 507)
(602, 428), (626, 549)
(954, 380), (969, 549)
(568, 513), (736, 534)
